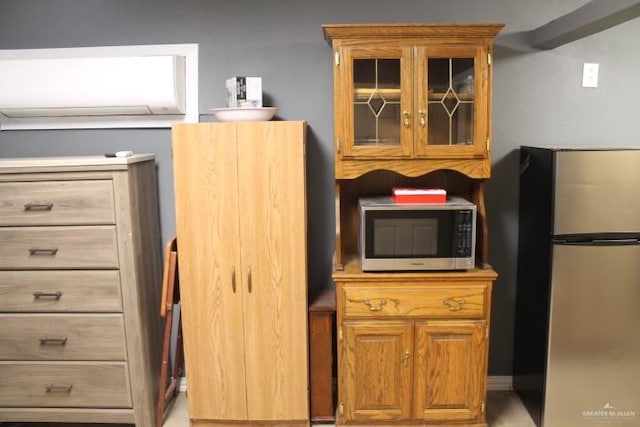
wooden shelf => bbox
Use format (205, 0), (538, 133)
(428, 91), (474, 102)
(353, 87), (401, 102)
(333, 255), (497, 282)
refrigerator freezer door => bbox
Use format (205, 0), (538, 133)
(544, 244), (640, 426)
(554, 150), (640, 235)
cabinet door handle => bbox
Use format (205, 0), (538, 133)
(363, 298), (387, 311)
(33, 291), (62, 300)
(29, 247), (59, 256)
(419, 110), (426, 128)
(402, 349), (411, 367)
(402, 111), (411, 128)
(45, 384), (73, 393)
(247, 267), (252, 293)
(39, 336), (68, 345)
(231, 267), (236, 293)
(443, 297), (466, 311)
(24, 202), (54, 211)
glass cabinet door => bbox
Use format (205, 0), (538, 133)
(415, 45), (488, 158)
(341, 46), (414, 158)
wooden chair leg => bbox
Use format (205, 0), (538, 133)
(156, 237), (181, 427)
(156, 306), (174, 427)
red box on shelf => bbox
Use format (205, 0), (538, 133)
(392, 187), (447, 203)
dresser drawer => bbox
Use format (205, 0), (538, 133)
(0, 226), (118, 269)
(0, 271), (122, 312)
(342, 282), (489, 319)
(0, 362), (131, 408)
(0, 180), (115, 226)
(0, 314), (126, 361)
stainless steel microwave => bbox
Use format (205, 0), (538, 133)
(358, 196), (476, 271)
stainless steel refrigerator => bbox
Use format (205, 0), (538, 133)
(514, 147), (640, 426)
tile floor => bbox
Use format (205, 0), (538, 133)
(161, 390), (536, 427)
(0, 390), (536, 427)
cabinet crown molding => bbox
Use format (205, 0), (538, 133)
(323, 23), (504, 45)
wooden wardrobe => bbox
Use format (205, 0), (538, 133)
(172, 121), (309, 427)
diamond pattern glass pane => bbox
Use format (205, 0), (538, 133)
(427, 57), (475, 145)
(353, 58), (401, 146)
(378, 103), (401, 144)
(354, 103), (377, 143)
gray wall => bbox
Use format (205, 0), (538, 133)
(1, 0), (638, 375)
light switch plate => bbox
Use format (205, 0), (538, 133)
(582, 63), (599, 88)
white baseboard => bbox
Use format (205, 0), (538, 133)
(487, 375), (513, 391)
(178, 375), (513, 393)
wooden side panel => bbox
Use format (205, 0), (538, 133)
(112, 160), (163, 427)
(172, 123), (248, 420)
(309, 310), (335, 422)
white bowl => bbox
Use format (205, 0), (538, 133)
(210, 107), (277, 122)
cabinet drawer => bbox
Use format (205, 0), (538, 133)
(342, 283), (488, 319)
(0, 180), (115, 226)
(0, 314), (126, 361)
(0, 362), (131, 408)
(0, 271), (122, 312)
(0, 226), (118, 269)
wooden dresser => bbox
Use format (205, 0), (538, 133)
(0, 155), (163, 426)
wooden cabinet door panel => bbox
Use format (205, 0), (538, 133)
(340, 46), (414, 159)
(413, 320), (486, 422)
(236, 122), (309, 420)
(172, 123), (248, 420)
(415, 44), (489, 159)
(342, 321), (413, 421)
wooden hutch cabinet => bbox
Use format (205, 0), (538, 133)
(323, 23), (502, 426)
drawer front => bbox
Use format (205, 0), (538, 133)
(0, 271), (122, 312)
(0, 180), (115, 226)
(0, 226), (118, 269)
(342, 282), (488, 319)
(0, 362), (131, 408)
(0, 314), (126, 361)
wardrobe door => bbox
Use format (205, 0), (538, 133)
(173, 123), (248, 420)
(236, 121), (309, 420)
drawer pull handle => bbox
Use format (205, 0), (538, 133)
(29, 247), (59, 256)
(39, 336), (68, 345)
(45, 384), (73, 393)
(33, 291), (62, 300)
(363, 298), (387, 311)
(24, 202), (54, 211)
(443, 297), (466, 311)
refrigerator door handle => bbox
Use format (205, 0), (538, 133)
(592, 238), (640, 245)
(556, 238), (640, 246)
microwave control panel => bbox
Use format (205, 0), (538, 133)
(455, 210), (475, 257)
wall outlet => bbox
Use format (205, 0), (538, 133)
(582, 63), (599, 88)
